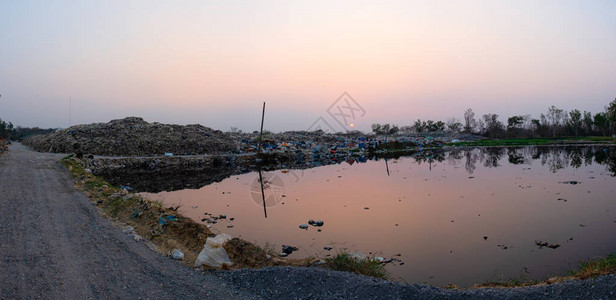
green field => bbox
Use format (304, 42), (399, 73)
(450, 136), (616, 147)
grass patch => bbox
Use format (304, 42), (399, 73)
(474, 278), (540, 289)
(326, 252), (387, 279)
(474, 253), (616, 289)
(573, 253), (616, 279)
(450, 137), (616, 147)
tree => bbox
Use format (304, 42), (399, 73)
(568, 109), (582, 136)
(463, 108), (476, 134)
(446, 118), (462, 133)
(371, 123), (398, 136)
(507, 116), (524, 130)
(607, 98), (616, 135)
(546, 106), (564, 137)
(482, 113), (504, 138)
(594, 113), (608, 136)
(0, 119), (15, 139)
(426, 120), (435, 132)
(413, 120), (425, 132)
(583, 111), (593, 135)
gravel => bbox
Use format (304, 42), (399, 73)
(217, 266), (616, 299)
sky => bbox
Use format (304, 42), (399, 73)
(1, 0), (615, 132)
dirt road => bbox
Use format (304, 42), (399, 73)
(0, 143), (245, 299)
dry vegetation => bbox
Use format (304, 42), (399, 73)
(60, 155), (315, 271)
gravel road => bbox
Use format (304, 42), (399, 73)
(2, 142), (615, 299)
(0, 143), (246, 299)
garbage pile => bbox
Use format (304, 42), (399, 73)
(0, 138), (7, 154)
(23, 117), (235, 156)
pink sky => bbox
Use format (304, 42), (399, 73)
(1, 1), (615, 132)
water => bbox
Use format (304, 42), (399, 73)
(141, 146), (616, 287)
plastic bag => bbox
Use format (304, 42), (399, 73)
(194, 234), (234, 268)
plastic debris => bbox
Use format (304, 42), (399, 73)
(194, 234), (234, 268)
(171, 249), (185, 260)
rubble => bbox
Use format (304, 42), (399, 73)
(23, 117), (234, 156)
(0, 138), (7, 154)
(23, 116), (481, 158)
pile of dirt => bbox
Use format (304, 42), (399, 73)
(23, 117), (235, 156)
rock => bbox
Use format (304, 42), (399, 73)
(299, 224), (309, 229)
(279, 252), (288, 257)
(349, 252), (367, 261)
(313, 259), (326, 266)
(483, 236), (488, 240)
(308, 219), (315, 225)
(324, 246), (333, 251)
(171, 249), (184, 260)
(373, 257), (385, 263)
(560, 180), (580, 185)
(282, 245), (298, 255)
(315, 220), (324, 226)
(219, 215), (227, 219)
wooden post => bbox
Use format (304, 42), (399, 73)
(257, 102), (266, 155)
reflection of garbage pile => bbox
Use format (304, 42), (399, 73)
(250, 174), (285, 207)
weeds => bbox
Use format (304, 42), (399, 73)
(450, 136), (616, 147)
(573, 253), (616, 279)
(325, 252), (387, 279)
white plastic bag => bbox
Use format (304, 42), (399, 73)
(194, 234), (234, 268)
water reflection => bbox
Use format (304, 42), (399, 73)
(140, 145), (616, 287)
(453, 146), (616, 176)
(104, 146), (616, 194)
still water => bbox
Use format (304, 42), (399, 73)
(142, 146), (616, 287)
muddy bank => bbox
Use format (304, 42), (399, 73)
(85, 149), (366, 193)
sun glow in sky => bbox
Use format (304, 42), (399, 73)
(1, 0), (615, 132)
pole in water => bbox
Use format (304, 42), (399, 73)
(257, 102), (266, 155)
(257, 102), (267, 218)
(385, 158), (390, 176)
(258, 167), (267, 218)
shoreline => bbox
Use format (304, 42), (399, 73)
(58, 143), (616, 290)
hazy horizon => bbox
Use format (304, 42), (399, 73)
(1, 1), (615, 132)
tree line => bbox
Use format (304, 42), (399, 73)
(0, 119), (55, 141)
(372, 98), (616, 139)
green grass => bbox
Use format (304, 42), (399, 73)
(450, 136), (616, 147)
(326, 253), (387, 279)
(573, 253), (616, 279)
(475, 253), (616, 289)
(61, 156), (138, 217)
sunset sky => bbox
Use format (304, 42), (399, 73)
(1, 1), (615, 132)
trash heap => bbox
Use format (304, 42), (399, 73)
(0, 138), (7, 154)
(23, 117), (235, 156)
